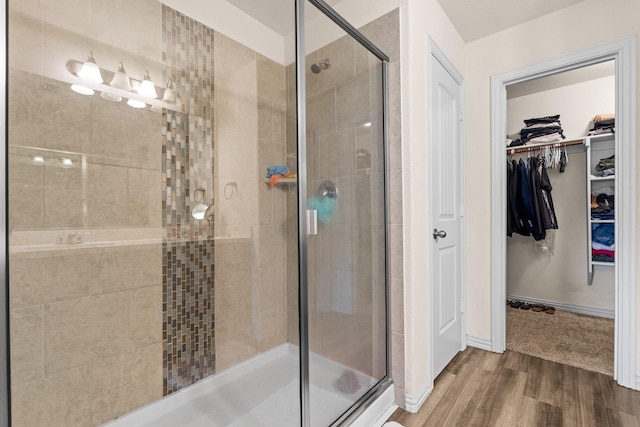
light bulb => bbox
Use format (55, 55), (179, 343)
(77, 51), (103, 84)
(138, 71), (157, 99)
(60, 158), (73, 168)
(71, 84), (94, 95)
(127, 98), (146, 109)
(32, 155), (44, 165)
(109, 61), (132, 91)
(100, 92), (122, 102)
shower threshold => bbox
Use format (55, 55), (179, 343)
(102, 344), (381, 427)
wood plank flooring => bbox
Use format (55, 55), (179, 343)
(387, 348), (640, 427)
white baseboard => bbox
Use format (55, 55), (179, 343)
(404, 383), (432, 413)
(467, 335), (492, 351)
(507, 294), (614, 319)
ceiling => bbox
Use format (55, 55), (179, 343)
(437, 0), (587, 42)
(226, 0), (342, 36)
(507, 60), (615, 99)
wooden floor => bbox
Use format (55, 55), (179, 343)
(387, 348), (640, 427)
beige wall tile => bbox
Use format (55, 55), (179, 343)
(389, 224), (403, 279)
(128, 168), (162, 227)
(257, 97), (274, 142)
(10, 306), (43, 384)
(391, 278), (404, 335)
(10, 249), (91, 308)
(90, 97), (160, 170)
(91, 342), (163, 425)
(9, 70), (91, 154)
(318, 36), (355, 92)
(336, 72), (371, 131)
(214, 312), (258, 371)
(391, 331), (405, 389)
(91, 244), (161, 294)
(214, 32), (257, 96)
(130, 285), (162, 347)
(8, 11), (44, 75)
(87, 163), (129, 227)
(8, 153), (44, 230)
(43, 158), (83, 228)
(90, 0), (162, 64)
(257, 54), (286, 104)
(91, 291), (132, 359)
(358, 9), (400, 63)
(306, 88), (336, 136)
(43, 296), (93, 374)
(11, 365), (91, 427)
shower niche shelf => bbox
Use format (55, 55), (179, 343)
(263, 178), (297, 185)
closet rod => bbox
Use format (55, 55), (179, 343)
(507, 138), (584, 155)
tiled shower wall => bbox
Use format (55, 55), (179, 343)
(161, 6), (216, 395)
(7, 1), (164, 425)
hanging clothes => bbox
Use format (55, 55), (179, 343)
(506, 154), (559, 241)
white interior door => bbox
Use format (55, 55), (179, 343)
(430, 53), (464, 378)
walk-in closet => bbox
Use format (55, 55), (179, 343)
(505, 61), (616, 376)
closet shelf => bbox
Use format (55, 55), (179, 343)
(590, 175), (615, 181)
(591, 219), (615, 224)
(592, 261), (615, 267)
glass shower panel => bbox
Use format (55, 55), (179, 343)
(303, 3), (388, 426)
(7, 0), (299, 426)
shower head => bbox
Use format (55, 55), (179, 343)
(311, 58), (331, 74)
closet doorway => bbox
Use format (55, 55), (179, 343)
(489, 37), (637, 389)
(505, 61), (615, 376)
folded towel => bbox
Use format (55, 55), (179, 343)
(594, 113), (615, 123)
(266, 165), (288, 178)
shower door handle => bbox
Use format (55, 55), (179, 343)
(307, 209), (318, 235)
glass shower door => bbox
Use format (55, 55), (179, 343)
(301, 1), (389, 425)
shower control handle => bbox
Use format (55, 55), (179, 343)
(432, 228), (446, 240)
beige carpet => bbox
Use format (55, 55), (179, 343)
(506, 306), (614, 376)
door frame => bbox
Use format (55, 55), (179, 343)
(489, 36), (637, 389)
(427, 38), (466, 382)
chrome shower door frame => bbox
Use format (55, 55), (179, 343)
(294, 1), (392, 425)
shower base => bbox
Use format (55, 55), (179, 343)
(102, 344), (391, 427)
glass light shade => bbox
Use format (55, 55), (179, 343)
(192, 204), (208, 220)
(161, 79), (176, 103)
(32, 155), (45, 165)
(109, 62), (132, 91)
(77, 51), (103, 84)
(127, 98), (146, 109)
(100, 92), (122, 102)
(70, 84), (94, 95)
(138, 71), (158, 99)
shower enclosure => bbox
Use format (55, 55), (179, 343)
(1, 0), (391, 425)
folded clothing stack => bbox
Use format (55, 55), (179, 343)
(595, 154), (615, 177)
(588, 113), (615, 135)
(592, 223), (614, 262)
(591, 193), (614, 220)
(519, 114), (566, 144)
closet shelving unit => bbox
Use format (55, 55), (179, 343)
(585, 133), (615, 285)
(506, 133), (615, 285)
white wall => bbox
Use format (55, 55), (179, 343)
(465, 0), (640, 375)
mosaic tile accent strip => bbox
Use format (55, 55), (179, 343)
(162, 5), (216, 395)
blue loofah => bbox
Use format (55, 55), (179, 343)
(308, 196), (337, 223)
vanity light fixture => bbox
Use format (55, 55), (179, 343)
(77, 51), (103, 84)
(138, 71), (158, 99)
(70, 84), (95, 95)
(60, 158), (73, 168)
(161, 79), (176, 103)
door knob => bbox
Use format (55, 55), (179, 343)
(433, 228), (446, 240)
